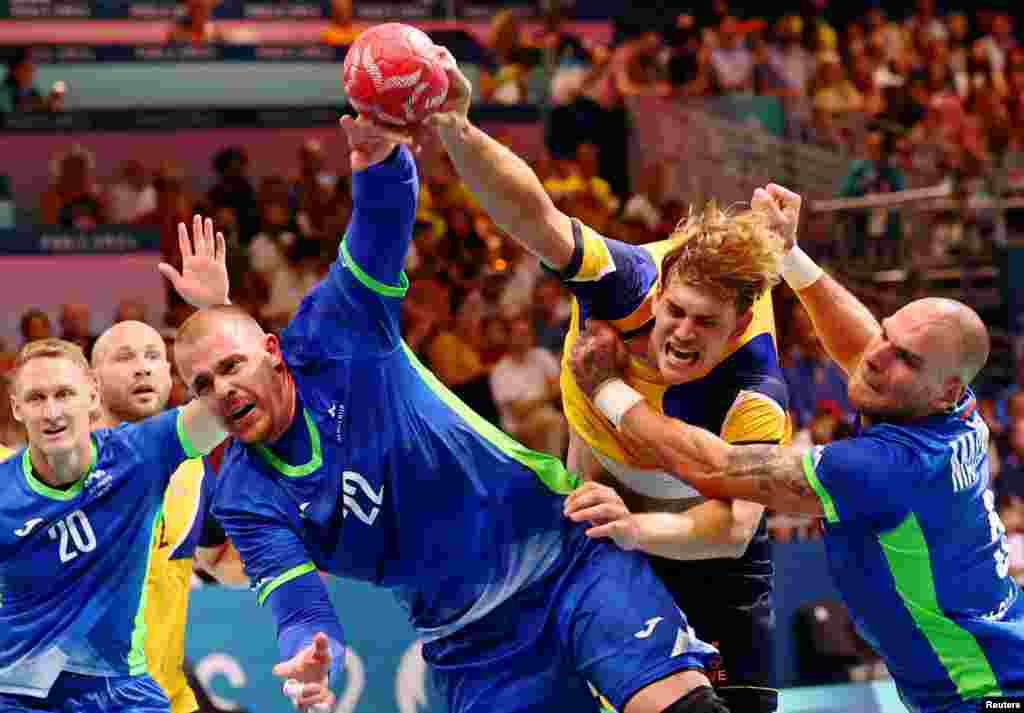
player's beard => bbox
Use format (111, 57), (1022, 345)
(110, 390), (167, 424)
(847, 370), (923, 425)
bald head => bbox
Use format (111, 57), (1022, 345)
(906, 298), (990, 385)
(175, 304), (267, 349)
(92, 320), (164, 369)
(91, 320), (172, 424)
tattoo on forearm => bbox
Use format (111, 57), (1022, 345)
(723, 445), (812, 499)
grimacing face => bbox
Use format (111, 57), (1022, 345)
(174, 323), (288, 444)
(12, 356), (97, 460)
(649, 278), (749, 385)
(846, 306), (961, 422)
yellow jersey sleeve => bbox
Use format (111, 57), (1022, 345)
(722, 390), (792, 445)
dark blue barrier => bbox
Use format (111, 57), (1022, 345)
(0, 103), (539, 132)
(0, 226), (160, 253)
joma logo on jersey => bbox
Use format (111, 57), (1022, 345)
(343, 470), (383, 526)
(84, 468), (113, 497)
(951, 423), (988, 493)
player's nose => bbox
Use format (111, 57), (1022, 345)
(42, 398), (61, 420)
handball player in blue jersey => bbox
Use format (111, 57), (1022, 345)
(164, 116), (738, 713)
(568, 184), (1024, 712)
(0, 302), (226, 710)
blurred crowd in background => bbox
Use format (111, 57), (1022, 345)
(1, 0), (1023, 592)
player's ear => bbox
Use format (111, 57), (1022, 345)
(86, 375), (100, 413)
(9, 392), (22, 424)
(265, 333), (284, 369)
(935, 373), (965, 413)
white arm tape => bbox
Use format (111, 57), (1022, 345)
(593, 378), (645, 430)
(780, 246), (823, 291)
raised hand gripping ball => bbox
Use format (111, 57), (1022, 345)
(342, 23), (450, 126)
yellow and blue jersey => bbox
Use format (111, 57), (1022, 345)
(556, 218), (790, 481)
(0, 409), (197, 698)
(145, 457), (207, 713)
(552, 219), (789, 692)
(804, 391), (1024, 710)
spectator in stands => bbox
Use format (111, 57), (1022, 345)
(621, 160), (666, 235)
(838, 128), (905, 263)
(59, 302), (96, 359)
(807, 104), (845, 150)
(998, 418), (1024, 504)
(39, 144), (109, 229)
(542, 142), (618, 216)
(208, 146), (257, 242)
(530, 274), (571, 356)
(114, 299), (148, 325)
(710, 17), (753, 94)
(137, 164), (194, 295)
(812, 50), (863, 115)
(425, 289), (501, 426)
(0, 49), (59, 114)
(977, 13), (1016, 74)
(966, 40), (1008, 99)
(863, 7), (903, 66)
(904, 0), (947, 46)
(165, 0), (224, 45)
(489, 312), (566, 457)
(19, 308), (51, 346)
(402, 275), (449, 356)
(320, 0), (363, 47)
(797, 0), (838, 54)
(478, 10), (534, 105)
(107, 159), (157, 224)
(947, 13), (972, 97)
(0, 374), (26, 448)
(1000, 494), (1024, 585)
(766, 15), (815, 98)
(291, 139), (337, 242)
(850, 54), (886, 117)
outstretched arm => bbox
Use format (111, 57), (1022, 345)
(337, 114), (418, 288)
(426, 48), (575, 271)
(753, 184), (881, 376)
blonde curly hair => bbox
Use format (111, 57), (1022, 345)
(659, 200), (785, 316)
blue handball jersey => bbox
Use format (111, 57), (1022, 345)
(803, 390), (1024, 711)
(0, 408), (197, 698)
(211, 146), (580, 642)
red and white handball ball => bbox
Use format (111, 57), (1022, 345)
(342, 23), (450, 126)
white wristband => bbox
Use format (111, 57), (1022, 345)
(780, 246), (823, 291)
(593, 378), (645, 430)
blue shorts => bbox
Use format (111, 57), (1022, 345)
(423, 525), (718, 713)
(0, 672), (169, 713)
